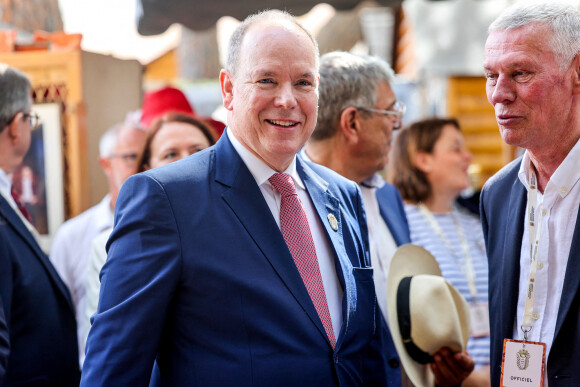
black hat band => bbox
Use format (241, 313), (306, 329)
(396, 276), (435, 365)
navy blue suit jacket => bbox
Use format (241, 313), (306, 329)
(0, 196), (80, 386)
(376, 182), (411, 247)
(0, 297), (8, 384)
(375, 181), (411, 387)
(81, 134), (389, 386)
(481, 158), (580, 386)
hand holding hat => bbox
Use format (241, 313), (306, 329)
(386, 244), (473, 386)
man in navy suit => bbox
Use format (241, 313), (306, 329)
(0, 64), (80, 385)
(81, 10), (388, 386)
(482, 3), (580, 385)
(0, 297), (8, 384)
(304, 51), (475, 386)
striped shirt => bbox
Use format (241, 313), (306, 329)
(404, 203), (490, 368)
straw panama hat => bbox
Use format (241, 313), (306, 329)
(386, 244), (471, 387)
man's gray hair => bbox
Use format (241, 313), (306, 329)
(312, 51), (396, 141)
(0, 63), (32, 133)
(99, 123), (126, 158)
(489, 2), (580, 69)
(225, 9), (320, 78)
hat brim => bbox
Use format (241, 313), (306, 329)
(386, 244), (469, 387)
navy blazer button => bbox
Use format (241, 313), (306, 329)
(388, 358), (400, 368)
(334, 356), (340, 364)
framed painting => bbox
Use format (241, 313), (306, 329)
(11, 103), (65, 252)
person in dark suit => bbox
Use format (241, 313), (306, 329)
(0, 297), (8, 384)
(81, 10), (389, 386)
(303, 51), (475, 386)
(482, 3), (580, 385)
(0, 64), (80, 385)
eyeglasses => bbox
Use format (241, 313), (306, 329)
(356, 101), (406, 129)
(4, 111), (41, 130)
(356, 101), (406, 119)
(109, 153), (139, 165)
(23, 112), (40, 129)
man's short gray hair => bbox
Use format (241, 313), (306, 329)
(99, 123), (126, 158)
(225, 9), (320, 78)
(489, 2), (580, 69)
(312, 51), (396, 141)
(0, 63), (32, 133)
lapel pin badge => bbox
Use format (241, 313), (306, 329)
(327, 214), (338, 231)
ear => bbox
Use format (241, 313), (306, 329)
(339, 107), (361, 144)
(571, 52), (580, 95)
(98, 156), (113, 179)
(7, 112), (24, 142)
(220, 69), (234, 111)
(413, 151), (433, 174)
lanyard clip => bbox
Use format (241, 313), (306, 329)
(521, 325), (532, 342)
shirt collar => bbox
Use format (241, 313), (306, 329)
(360, 173), (386, 189)
(0, 168), (14, 203)
(518, 137), (580, 198)
(226, 127), (304, 189)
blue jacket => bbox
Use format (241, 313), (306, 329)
(81, 134), (390, 386)
(0, 297), (8, 384)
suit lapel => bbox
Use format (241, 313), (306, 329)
(376, 185), (408, 246)
(554, 203), (580, 337)
(299, 160), (356, 342)
(501, 180), (527, 340)
(0, 195), (75, 314)
(215, 136), (331, 346)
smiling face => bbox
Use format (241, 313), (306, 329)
(483, 23), (578, 154)
(147, 122), (212, 169)
(419, 125), (473, 199)
(220, 21), (319, 171)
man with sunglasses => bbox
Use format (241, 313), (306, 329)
(304, 51), (474, 386)
(0, 63), (80, 385)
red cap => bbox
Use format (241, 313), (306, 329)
(203, 117), (226, 137)
(140, 86), (195, 128)
(140, 86), (225, 137)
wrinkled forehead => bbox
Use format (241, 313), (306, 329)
(484, 24), (556, 65)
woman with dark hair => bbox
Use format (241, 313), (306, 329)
(391, 118), (490, 387)
(136, 113), (217, 173)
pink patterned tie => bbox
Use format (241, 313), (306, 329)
(269, 173), (336, 348)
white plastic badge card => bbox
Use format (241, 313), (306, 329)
(469, 303), (490, 337)
(501, 339), (546, 387)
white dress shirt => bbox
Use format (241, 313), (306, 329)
(84, 227), (112, 350)
(50, 194), (114, 365)
(359, 175), (398, 327)
(513, 139), (580, 384)
(227, 129), (343, 336)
